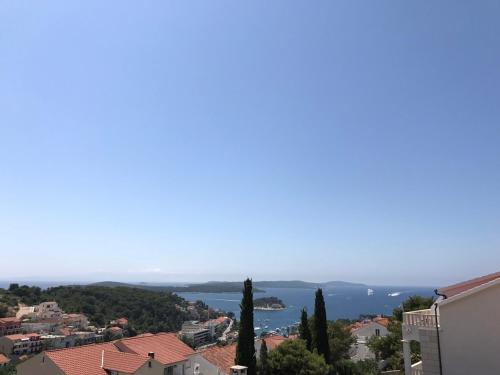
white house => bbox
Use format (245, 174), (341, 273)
(350, 316), (389, 361)
(402, 271), (500, 375)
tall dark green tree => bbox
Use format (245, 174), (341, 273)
(312, 288), (330, 363)
(236, 278), (256, 375)
(258, 339), (270, 375)
(299, 308), (312, 351)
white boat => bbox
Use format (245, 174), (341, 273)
(388, 292), (401, 297)
(367, 288), (374, 296)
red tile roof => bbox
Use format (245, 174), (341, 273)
(3, 333), (40, 341)
(116, 332), (194, 365)
(0, 353), (10, 365)
(373, 316), (390, 327)
(261, 335), (288, 350)
(102, 350), (149, 374)
(200, 343), (237, 375)
(0, 317), (20, 325)
(46, 342), (119, 375)
(439, 271), (500, 298)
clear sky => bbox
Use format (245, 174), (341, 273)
(1, 1), (499, 286)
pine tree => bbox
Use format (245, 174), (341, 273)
(236, 278), (256, 375)
(258, 339), (270, 375)
(299, 307), (312, 351)
(312, 288), (331, 363)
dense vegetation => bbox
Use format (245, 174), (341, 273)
(1, 284), (216, 333)
(92, 281), (265, 293)
(267, 340), (329, 375)
(253, 297), (285, 308)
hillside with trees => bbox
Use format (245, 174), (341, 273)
(0, 284), (219, 333)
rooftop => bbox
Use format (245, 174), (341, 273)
(438, 271), (500, 299)
(102, 350), (149, 374)
(0, 353), (10, 365)
(46, 342), (119, 375)
(115, 332), (194, 365)
(200, 343), (237, 374)
(0, 317), (20, 324)
(3, 333), (40, 341)
(42, 332), (194, 375)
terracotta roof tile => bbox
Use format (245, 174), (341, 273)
(116, 332), (194, 365)
(0, 317), (20, 324)
(0, 353), (10, 365)
(46, 342), (119, 375)
(3, 333), (40, 341)
(261, 335), (288, 350)
(200, 343), (236, 374)
(102, 350), (148, 373)
(439, 271), (500, 298)
(373, 317), (390, 328)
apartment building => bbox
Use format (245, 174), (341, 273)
(16, 302), (63, 321)
(181, 321), (212, 347)
(0, 317), (22, 337)
(402, 271), (500, 375)
(0, 333), (42, 356)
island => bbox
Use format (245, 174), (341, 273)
(254, 297), (285, 311)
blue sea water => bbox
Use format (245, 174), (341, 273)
(178, 286), (434, 331)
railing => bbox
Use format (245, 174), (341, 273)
(403, 309), (438, 328)
(411, 361), (423, 375)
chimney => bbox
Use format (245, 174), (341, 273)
(148, 352), (155, 359)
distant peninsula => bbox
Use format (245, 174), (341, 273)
(254, 296), (285, 311)
(89, 280), (366, 293)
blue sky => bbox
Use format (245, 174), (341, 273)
(1, 1), (499, 286)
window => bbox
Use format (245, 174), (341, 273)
(164, 367), (174, 375)
(375, 329), (380, 336)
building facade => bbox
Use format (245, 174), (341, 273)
(402, 271), (500, 375)
(0, 318), (22, 337)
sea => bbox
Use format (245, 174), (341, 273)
(0, 281), (434, 333)
(177, 285), (435, 333)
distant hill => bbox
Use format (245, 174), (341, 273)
(254, 280), (320, 289)
(254, 280), (366, 289)
(90, 280), (366, 293)
(322, 280), (367, 288)
(90, 281), (265, 293)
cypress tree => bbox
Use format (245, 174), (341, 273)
(312, 288), (330, 363)
(258, 339), (269, 375)
(298, 307), (312, 351)
(236, 278), (256, 375)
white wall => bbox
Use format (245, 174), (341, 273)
(352, 322), (388, 339)
(439, 282), (500, 375)
(186, 354), (225, 375)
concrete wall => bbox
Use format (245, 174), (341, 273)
(187, 353), (225, 375)
(0, 337), (14, 355)
(418, 328), (440, 375)
(125, 359), (164, 375)
(16, 353), (65, 375)
(439, 282), (500, 375)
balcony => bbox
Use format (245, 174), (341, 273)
(403, 309), (438, 329)
(411, 361), (423, 375)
